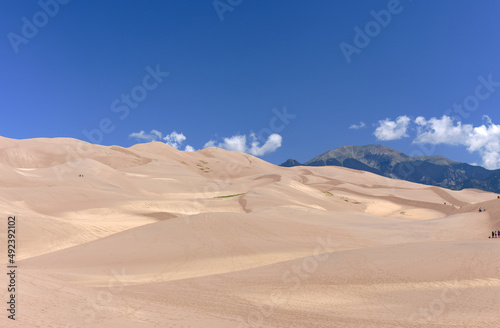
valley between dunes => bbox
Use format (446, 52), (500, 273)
(1, 137), (500, 328)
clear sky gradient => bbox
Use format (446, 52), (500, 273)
(1, 1), (500, 167)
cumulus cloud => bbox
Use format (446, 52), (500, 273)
(204, 133), (282, 156)
(374, 116), (411, 141)
(249, 133), (282, 156)
(129, 129), (282, 156)
(203, 140), (216, 148)
(163, 131), (187, 149)
(129, 129), (163, 142)
(220, 135), (247, 152)
(414, 115), (500, 169)
(414, 115), (471, 145)
(349, 121), (366, 130)
(129, 129), (195, 151)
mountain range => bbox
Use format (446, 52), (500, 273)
(280, 145), (500, 193)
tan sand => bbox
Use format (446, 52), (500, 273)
(1, 136), (500, 328)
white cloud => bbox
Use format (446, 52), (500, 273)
(203, 140), (216, 148)
(129, 129), (163, 142)
(129, 129), (281, 156)
(249, 133), (282, 156)
(349, 121), (366, 130)
(220, 135), (247, 152)
(414, 115), (500, 169)
(129, 129), (194, 151)
(374, 116), (411, 141)
(163, 131), (187, 149)
(150, 129), (163, 140)
(204, 133), (282, 156)
(414, 115), (471, 145)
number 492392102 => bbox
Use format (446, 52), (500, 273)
(8, 216), (16, 264)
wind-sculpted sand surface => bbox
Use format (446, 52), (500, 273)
(1, 137), (500, 327)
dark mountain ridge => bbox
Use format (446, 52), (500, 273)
(280, 145), (500, 193)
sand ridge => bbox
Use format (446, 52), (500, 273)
(1, 137), (500, 327)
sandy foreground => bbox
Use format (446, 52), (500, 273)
(1, 137), (500, 328)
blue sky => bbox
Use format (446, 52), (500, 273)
(1, 1), (500, 167)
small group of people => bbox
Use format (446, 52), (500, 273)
(479, 207), (486, 212)
(491, 231), (500, 238)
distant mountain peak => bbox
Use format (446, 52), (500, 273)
(304, 144), (407, 168)
(280, 145), (500, 193)
(280, 159), (302, 167)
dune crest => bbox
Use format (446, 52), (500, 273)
(1, 137), (499, 328)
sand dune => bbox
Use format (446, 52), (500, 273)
(1, 137), (500, 327)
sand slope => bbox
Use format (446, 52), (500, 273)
(1, 137), (499, 327)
